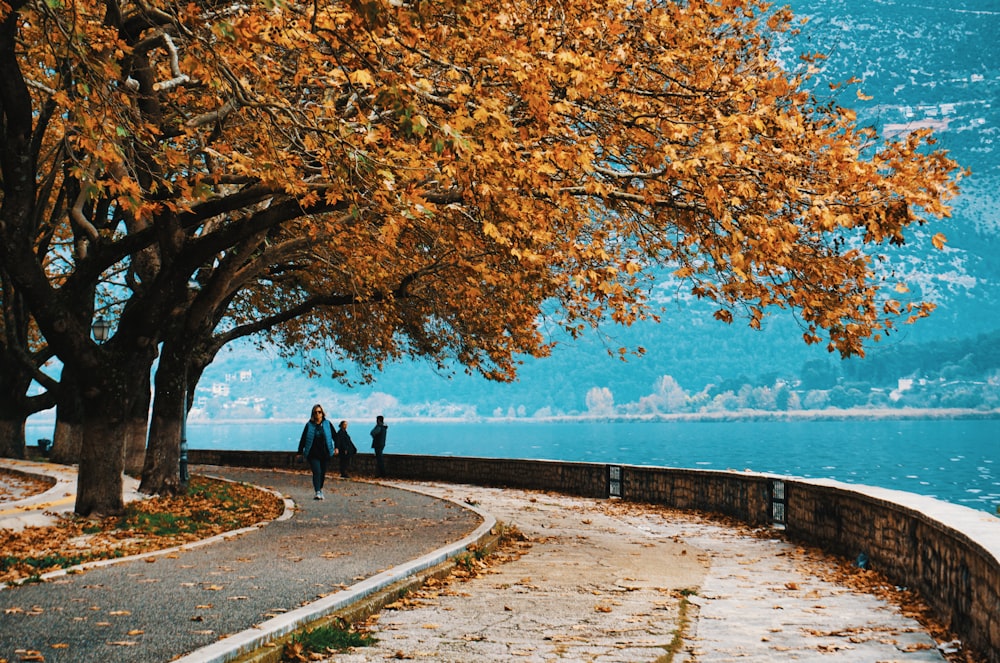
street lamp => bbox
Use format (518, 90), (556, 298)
(178, 281), (201, 488)
(93, 315), (111, 343)
(180, 386), (190, 486)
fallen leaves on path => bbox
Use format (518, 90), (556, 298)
(0, 470), (54, 502)
(594, 497), (983, 663)
(0, 476), (283, 585)
(375, 522), (529, 621)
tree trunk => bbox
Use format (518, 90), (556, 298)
(73, 349), (150, 517)
(0, 357), (31, 458)
(49, 366), (84, 465)
(140, 345), (186, 495)
(51, 419), (83, 465)
(123, 416), (148, 478)
(140, 409), (184, 496)
(0, 418), (26, 459)
(74, 412), (127, 516)
(123, 373), (150, 477)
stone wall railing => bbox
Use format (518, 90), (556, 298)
(782, 479), (1000, 662)
(188, 450), (1000, 661)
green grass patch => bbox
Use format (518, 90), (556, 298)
(187, 478), (233, 502)
(121, 510), (201, 536)
(282, 624), (376, 661)
(1, 475), (283, 586)
(0, 553), (88, 574)
(119, 476), (273, 535)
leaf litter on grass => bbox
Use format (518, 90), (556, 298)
(0, 475), (284, 585)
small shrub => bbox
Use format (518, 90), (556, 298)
(282, 624), (376, 661)
(454, 552), (477, 570)
(495, 522), (527, 543)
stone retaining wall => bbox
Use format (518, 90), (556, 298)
(783, 480), (1000, 662)
(188, 449), (1000, 661)
(621, 465), (775, 526)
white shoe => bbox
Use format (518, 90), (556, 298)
(314, 491), (324, 500)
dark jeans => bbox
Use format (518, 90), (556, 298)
(308, 457), (328, 492)
(338, 452), (352, 477)
(374, 448), (385, 476)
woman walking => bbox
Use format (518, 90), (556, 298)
(298, 404), (335, 499)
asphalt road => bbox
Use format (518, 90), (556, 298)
(0, 466), (482, 663)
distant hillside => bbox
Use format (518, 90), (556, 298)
(197, 314), (1000, 420)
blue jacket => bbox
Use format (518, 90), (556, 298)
(298, 420), (335, 458)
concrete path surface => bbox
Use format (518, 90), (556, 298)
(0, 458), (86, 530)
(0, 461), (959, 663)
(333, 481), (951, 662)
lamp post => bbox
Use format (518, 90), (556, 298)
(92, 315), (111, 343)
(179, 281), (200, 488)
(180, 386), (190, 486)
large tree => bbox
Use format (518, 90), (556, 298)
(1, 0), (962, 513)
(0, 279), (57, 457)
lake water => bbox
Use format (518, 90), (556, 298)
(26, 417), (1000, 515)
(172, 417), (1000, 515)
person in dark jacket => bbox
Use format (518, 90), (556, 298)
(370, 415), (388, 477)
(334, 420), (357, 478)
(297, 404), (335, 499)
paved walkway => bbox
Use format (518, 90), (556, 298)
(341, 482), (952, 662)
(0, 458), (80, 529)
(0, 460), (956, 663)
(0, 461), (488, 663)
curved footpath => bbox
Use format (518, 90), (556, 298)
(0, 461), (489, 663)
(1, 459), (957, 662)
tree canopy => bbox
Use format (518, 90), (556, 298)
(0, 0), (963, 512)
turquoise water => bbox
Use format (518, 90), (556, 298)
(25, 417), (1000, 513)
(145, 417), (1000, 515)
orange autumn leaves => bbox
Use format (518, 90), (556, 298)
(197, 0), (961, 358)
(0, 473), (52, 503)
(0, 477), (283, 585)
(4, 0), (964, 399)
